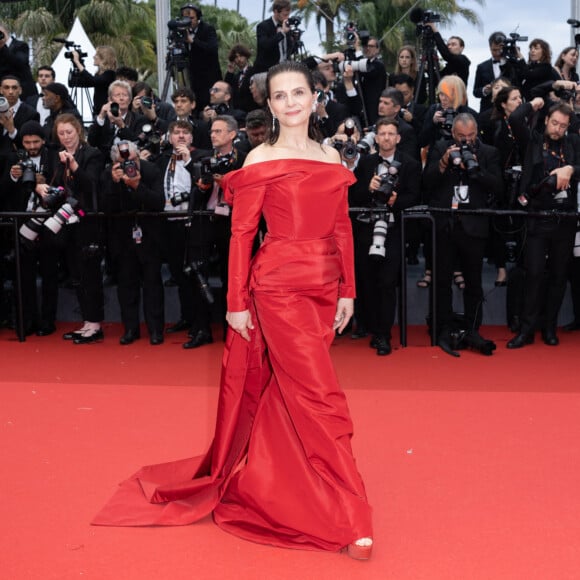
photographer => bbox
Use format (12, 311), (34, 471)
(325, 117), (364, 171)
(224, 43), (255, 113)
(201, 81), (246, 126)
(180, 4), (221, 111)
(349, 118), (421, 354)
(506, 102), (580, 349)
(253, 0), (293, 74)
(193, 115), (247, 348)
(515, 38), (560, 102)
(69, 45), (117, 116)
(155, 120), (211, 344)
(102, 141), (165, 345)
(46, 114), (105, 344)
(170, 87), (211, 149)
(0, 75), (39, 154)
(423, 113), (503, 356)
(1, 121), (59, 336)
(389, 73), (427, 135)
(312, 70), (349, 139)
(88, 80), (148, 157)
(425, 22), (470, 86)
(473, 32), (521, 113)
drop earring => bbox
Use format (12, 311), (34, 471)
(272, 115), (277, 132)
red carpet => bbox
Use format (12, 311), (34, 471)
(2, 323), (580, 579)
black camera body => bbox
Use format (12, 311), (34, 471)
(500, 32), (528, 62)
(121, 160), (138, 178)
(170, 191), (190, 207)
(41, 186), (66, 210)
(209, 151), (236, 175)
(555, 86), (577, 103)
(410, 8), (441, 36)
(17, 153), (37, 194)
(183, 259), (214, 304)
(373, 160), (401, 207)
(210, 102), (229, 115)
(193, 157), (214, 187)
(137, 123), (162, 157)
(449, 141), (479, 177)
(440, 107), (457, 137)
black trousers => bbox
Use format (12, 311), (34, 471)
(65, 227), (104, 323)
(354, 222), (402, 340)
(115, 243), (164, 335)
(19, 233), (61, 327)
(434, 221), (487, 333)
(165, 219), (212, 334)
(520, 219), (576, 334)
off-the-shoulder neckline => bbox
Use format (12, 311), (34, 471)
(241, 158), (345, 169)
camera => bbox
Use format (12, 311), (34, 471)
(19, 216), (46, 245)
(137, 123), (162, 157)
(41, 186), (66, 210)
(410, 7), (441, 36)
(554, 86), (577, 103)
(118, 141), (138, 178)
(373, 160), (401, 207)
(356, 131), (376, 155)
(110, 102), (120, 117)
(183, 259), (214, 304)
(0, 95), (9, 114)
(209, 151), (236, 174)
(493, 31), (528, 62)
(368, 220), (389, 259)
(332, 118), (358, 161)
(17, 153), (37, 194)
(44, 197), (84, 234)
(141, 96), (153, 109)
(210, 102), (229, 115)
(170, 191), (190, 207)
(440, 107), (457, 137)
(504, 166), (527, 207)
(285, 15), (304, 44)
(449, 140), (479, 177)
(193, 157), (214, 188)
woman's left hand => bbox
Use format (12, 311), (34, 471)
(333, 297), (353, 333)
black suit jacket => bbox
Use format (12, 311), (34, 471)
(188, 21), (222, 110)
(434, 32), (470, 86)
(101, 159), (165, 254)
(349, 149), (422, 233)
(423, 138), (503, 238)
(87, 111), (148, 157)
(254, 18), (293, 74)
(0, 38), (36, 99)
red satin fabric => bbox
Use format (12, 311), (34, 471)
(93, 160), (372, 551)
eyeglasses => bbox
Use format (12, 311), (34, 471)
(209, 87), (223, 93)
(366, 44), (378, 48)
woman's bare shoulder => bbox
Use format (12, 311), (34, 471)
(242, 145), (274, 167)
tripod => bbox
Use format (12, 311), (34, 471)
(67, 68), (94, 121)
(161, 40), (191, 101)
(415, 28), (440, 106)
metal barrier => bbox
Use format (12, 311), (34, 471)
(2, 205), (579, 344)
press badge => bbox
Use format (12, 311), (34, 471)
(214, 203), (231, 217)
(132, 225), (143, 244)
(452, 185), (470, 208)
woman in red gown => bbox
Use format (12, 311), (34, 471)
(93, 61), (373, 559)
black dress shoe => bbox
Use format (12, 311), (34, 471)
(150, 333), (164, 345)
(73, 329), (104, 344)
(374, 336), (392, 356)
(166, 319), (191, 334)
(36, 323), (56, 337)
(541, 330), (559, 346)
(506, 333), (534, 349)
(464, 331), (496, 356)
(183, 330), (213, 349)
(563, 320), (580, 332)
(437, 331), (460, 357)
(119, 329), (140, 345)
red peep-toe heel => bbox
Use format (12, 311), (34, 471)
(346, 537), (373, 560)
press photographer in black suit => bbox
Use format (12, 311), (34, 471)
(181, 4), (222, 111)
(156, 120), (211, 345)
(253, 0), (293, 74)
(102, 141), (165, 345)
(425, 22), (470, 86)
(349, 118), (421, 355)
(423, 113), (503, 356)
(1, 121), (59, 336)
(506, 102), (580, 349)
(88, 80), (148, 157)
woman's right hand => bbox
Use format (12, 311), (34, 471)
(226, 310), (254, 341)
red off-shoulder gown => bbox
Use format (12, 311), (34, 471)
(93, 159), (373, 552)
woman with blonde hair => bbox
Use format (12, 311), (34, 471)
(70, 45), (117, 116)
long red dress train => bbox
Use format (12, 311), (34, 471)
(93, 159), (373, 552)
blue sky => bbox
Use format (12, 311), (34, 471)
(212, 0), (575, 99)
